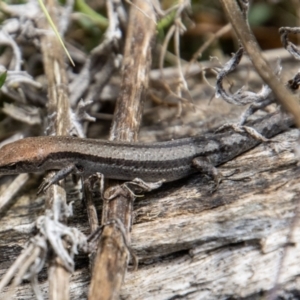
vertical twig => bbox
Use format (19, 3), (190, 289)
(84, 182), (99, 233)
(88, 1), (156, 299)
(219, 0), (300, 127)
(38, 0), (73, 298)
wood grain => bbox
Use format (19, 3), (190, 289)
(0, 124), (299, 299)
(0, 60), (299, 299)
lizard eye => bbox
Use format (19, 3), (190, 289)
(37, 161), (43, 167)
(75, 164), (84, 172)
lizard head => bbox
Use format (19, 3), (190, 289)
(0, 137), (49, 174)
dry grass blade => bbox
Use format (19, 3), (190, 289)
(37, 0), (74, 66)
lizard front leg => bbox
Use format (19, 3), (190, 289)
(193, 157), (252, 189)
(37, 164), (80, 194)
(192, 157), (222, 189)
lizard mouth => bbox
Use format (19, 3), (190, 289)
(0, 162), (18, 174)
(4, 162), (17, 170)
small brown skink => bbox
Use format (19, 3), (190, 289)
(0, 113), (293, 193)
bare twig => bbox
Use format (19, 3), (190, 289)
(83, 179), (99, 233)
(69, 0), (122, 107)
(0, 174), (29, 211)
(158, 1), (191, 116)
(88, 1), (156, 299)
(219, 0), (300, 127)
(37, 0), (74, 298)
(187, 23), (232, 72)
(0, 244), (36, 292)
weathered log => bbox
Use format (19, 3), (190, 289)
(1, 113), (299, 299)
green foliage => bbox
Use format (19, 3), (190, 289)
(157, 9), (176, 32)
(74, 0), (108, 29)
(0, 71), (6, 89)
(248, 3), (274, 26)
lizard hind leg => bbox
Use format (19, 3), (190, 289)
(192, 158), (251, 191)
(192, 157), (222, 191)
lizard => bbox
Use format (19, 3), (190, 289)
(0, 112), (293, 195)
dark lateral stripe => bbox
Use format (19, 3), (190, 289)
(44, 151), (196, 169)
